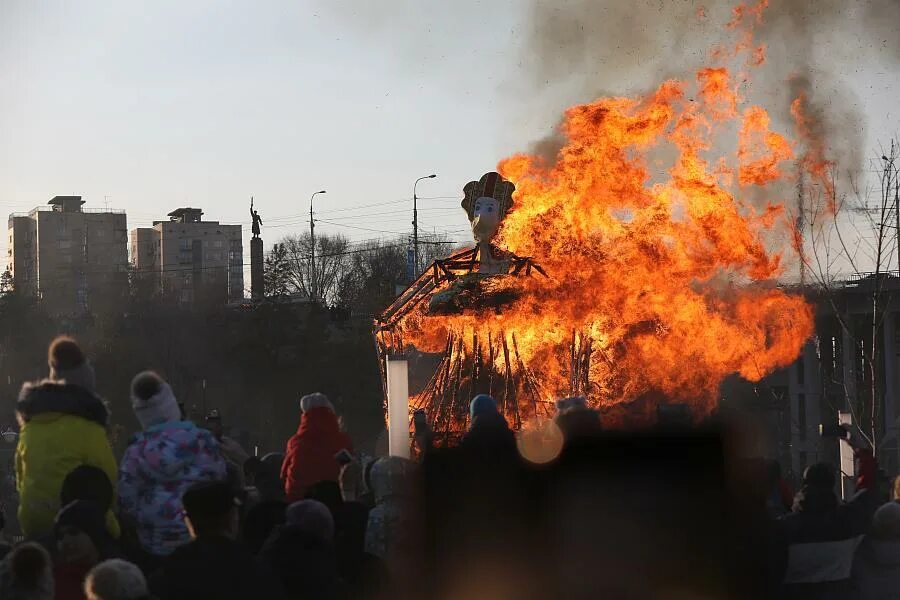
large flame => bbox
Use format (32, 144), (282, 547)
(398, 0), (815, 422)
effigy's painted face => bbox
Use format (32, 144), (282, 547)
(471, 196), (501, 242)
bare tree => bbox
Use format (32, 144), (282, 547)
(278, 232), (351, 305)
(334, 234), (455, 317)
(801, 139), (900, 452)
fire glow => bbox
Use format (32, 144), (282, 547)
(394, 0), (818, 425)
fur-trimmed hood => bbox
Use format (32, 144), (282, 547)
(17, 380), (109, 428)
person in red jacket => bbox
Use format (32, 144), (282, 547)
(282, 394), (354, 503)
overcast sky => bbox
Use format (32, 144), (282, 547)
(1, 0), (897, 269)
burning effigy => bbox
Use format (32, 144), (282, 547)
(375, 0), (817, 436)
(376, 172), (551, 435)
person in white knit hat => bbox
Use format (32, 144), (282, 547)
(117, 371), (227, 563)
(281, 393), (353, 503)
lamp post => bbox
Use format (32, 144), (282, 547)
(309, 190), (327, 301)
(413, 174), (437, 277)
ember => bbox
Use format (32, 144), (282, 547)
(377, 0), (816, 433)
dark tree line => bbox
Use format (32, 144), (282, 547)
(0, 233), (458, 455)
(0, 275), (388, 457)
(264, 232), (455, 317)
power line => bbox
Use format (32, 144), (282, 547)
(314, 219), (407, 235)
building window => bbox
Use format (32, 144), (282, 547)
(797, 393), (806, 441)
(57, 240), (71, 249)
(179, 239), (191, 251)
(213, 240), (224, 249)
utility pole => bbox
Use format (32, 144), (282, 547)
(413, 174), (436, 277)
(890, 142), (899, 275)
(309, 190), (326, 301)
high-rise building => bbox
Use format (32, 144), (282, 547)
(131, 207), (243, 305)
(7, 196), (128, 314)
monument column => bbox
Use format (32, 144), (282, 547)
(250, 197), (264, 301)
(251, 237), (263, 300)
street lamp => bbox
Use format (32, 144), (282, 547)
(309, 190), (327, 301)
(413, 174), (437, 277)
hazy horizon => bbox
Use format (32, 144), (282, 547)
(2, 0), (897, 283)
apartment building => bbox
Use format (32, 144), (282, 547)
(753, 275), (900, 486)
(131, 207), (243, 304)
(7, 196), (128, 314)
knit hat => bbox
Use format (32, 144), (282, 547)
(54, 500), (111, 554)
(368, 457), (415, 504)
(130, 371), (180, 430)
(182, 481), (242, 522)
(469, 394), (498, 419)
(285, 500), (335, 543)
(872, 502), (900, 539)
(84, 559), (148, 600)
(802, 462), (836, 489)
(48, 336), (96, 393)
(300, 393), (334, 413)
(0, 542), (54, 600)
(61, 465), (114, 513)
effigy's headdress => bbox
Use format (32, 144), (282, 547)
(461, 172), (515, 221)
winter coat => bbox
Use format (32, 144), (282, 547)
(780, 451), (880, 600)
(149, 534), (287, 600)
(118, 421), (226, 557)
(53, 562), (90, 600)
(260, 524), (348, 600)
(336, 501), (389, 599)
(242, 499), (287, 555)
(218, 436), (249, 488)
(15, 382), (119, 540)
(851, 537), (900, 599)
(459, 411), (518, 461)
(364, 458), (415, 566)
(282, 408), (353, 503)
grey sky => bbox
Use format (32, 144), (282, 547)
(1, 0), (897, 273)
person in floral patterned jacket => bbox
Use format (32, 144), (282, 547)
(118, 372), (226, 561)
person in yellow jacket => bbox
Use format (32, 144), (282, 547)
(14, 336), (119, 540)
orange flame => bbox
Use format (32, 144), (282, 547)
(397, 0), (817, 423)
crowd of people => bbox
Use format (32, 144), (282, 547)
(1, 336), (900, 598)
(0, 337), (386, 599)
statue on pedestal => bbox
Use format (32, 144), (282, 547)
(250, 197), (263, 239)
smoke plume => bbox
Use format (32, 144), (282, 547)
(521, 0), (900, 171)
